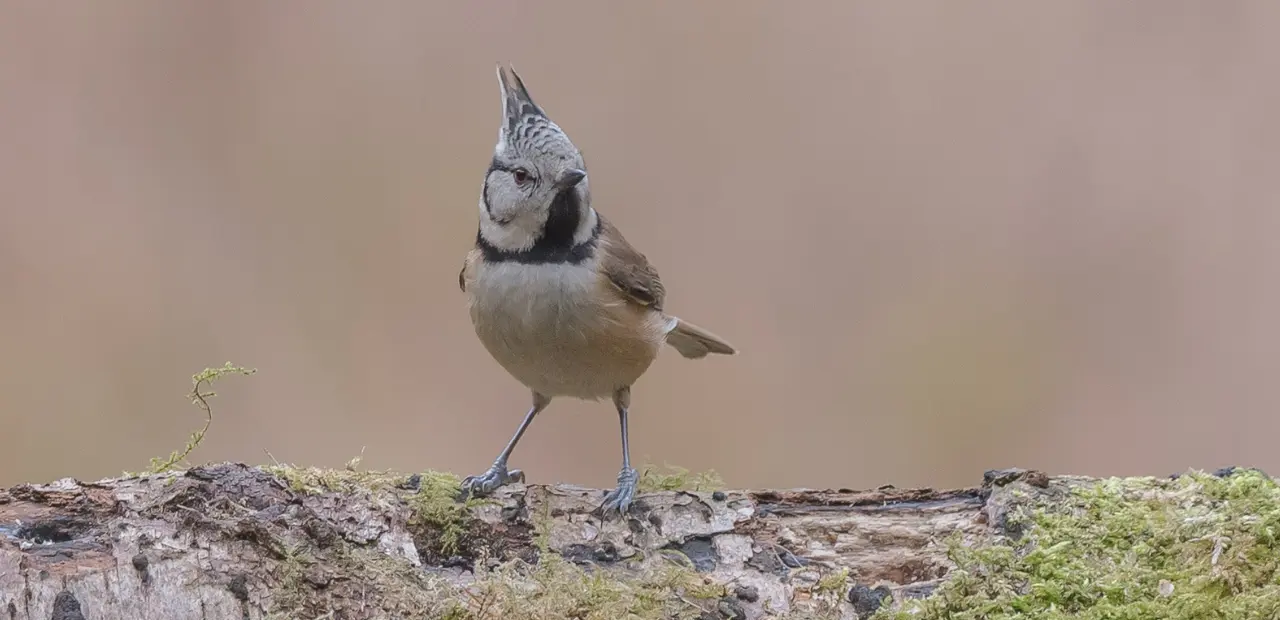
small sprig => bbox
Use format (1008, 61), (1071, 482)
(147, 361), (257, 474)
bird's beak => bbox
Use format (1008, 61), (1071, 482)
(557, 169), (586, 188)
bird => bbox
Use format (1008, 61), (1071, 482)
(456, 65), (737, 517)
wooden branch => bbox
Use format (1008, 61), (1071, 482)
(0, 463), (1263, 619)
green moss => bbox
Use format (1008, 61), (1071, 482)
(529, 493), (555, 554)
(816, 568), (850, 597)
(262, 458), (481, 563)
(406, 470), (485, 559)
(266, 531), (460, 619)
(262, 461), (407, 495)
(453, 551), (721, 620)
(636, 462), (725, 493)
(877, 469), (1280, 620)
(265, 541), (314, 616)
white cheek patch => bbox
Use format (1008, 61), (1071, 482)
(479, 208), (546, 252)
(573, 208), (598, 246)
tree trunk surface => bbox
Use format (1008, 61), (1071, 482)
(0, 463), (1253, 619)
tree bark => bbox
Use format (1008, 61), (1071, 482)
(0, 463), (1099, 619)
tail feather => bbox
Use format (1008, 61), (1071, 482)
(664, 317), (737, 359)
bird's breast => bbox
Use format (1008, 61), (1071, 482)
(468, 261), (600, 333)
(466, 259), (665, 399)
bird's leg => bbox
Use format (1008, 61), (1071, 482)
(460, 391), (550, 500)
(600, 386), (639, 517)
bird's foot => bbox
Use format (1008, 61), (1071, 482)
(459, 463), (525, 501)
(599, 467), (639, 518)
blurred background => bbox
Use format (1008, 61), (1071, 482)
(2, 2), (1278, 491)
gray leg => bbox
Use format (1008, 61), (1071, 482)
(600, 386), (639, 517)
(460, 391), (550, 500)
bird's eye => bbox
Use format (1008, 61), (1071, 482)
(512, 168), (531, 185)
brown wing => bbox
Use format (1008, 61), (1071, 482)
(598, 215), (666, 312)
(459, 248), (481, 293)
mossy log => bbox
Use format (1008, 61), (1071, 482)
(1, 463), (1276, 619)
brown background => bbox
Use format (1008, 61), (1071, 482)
(2, 2), (1278, 491)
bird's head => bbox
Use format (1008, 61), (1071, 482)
(478, 65), (591, 253)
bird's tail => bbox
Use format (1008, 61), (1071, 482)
(664, 317), (737, 359)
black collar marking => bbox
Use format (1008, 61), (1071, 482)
(476, 213), (600, 265)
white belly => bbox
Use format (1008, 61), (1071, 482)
(467, 261), (665, 400)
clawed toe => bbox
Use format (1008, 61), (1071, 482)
(599, 468), (639, 518)
(459, 464), (525, 500)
